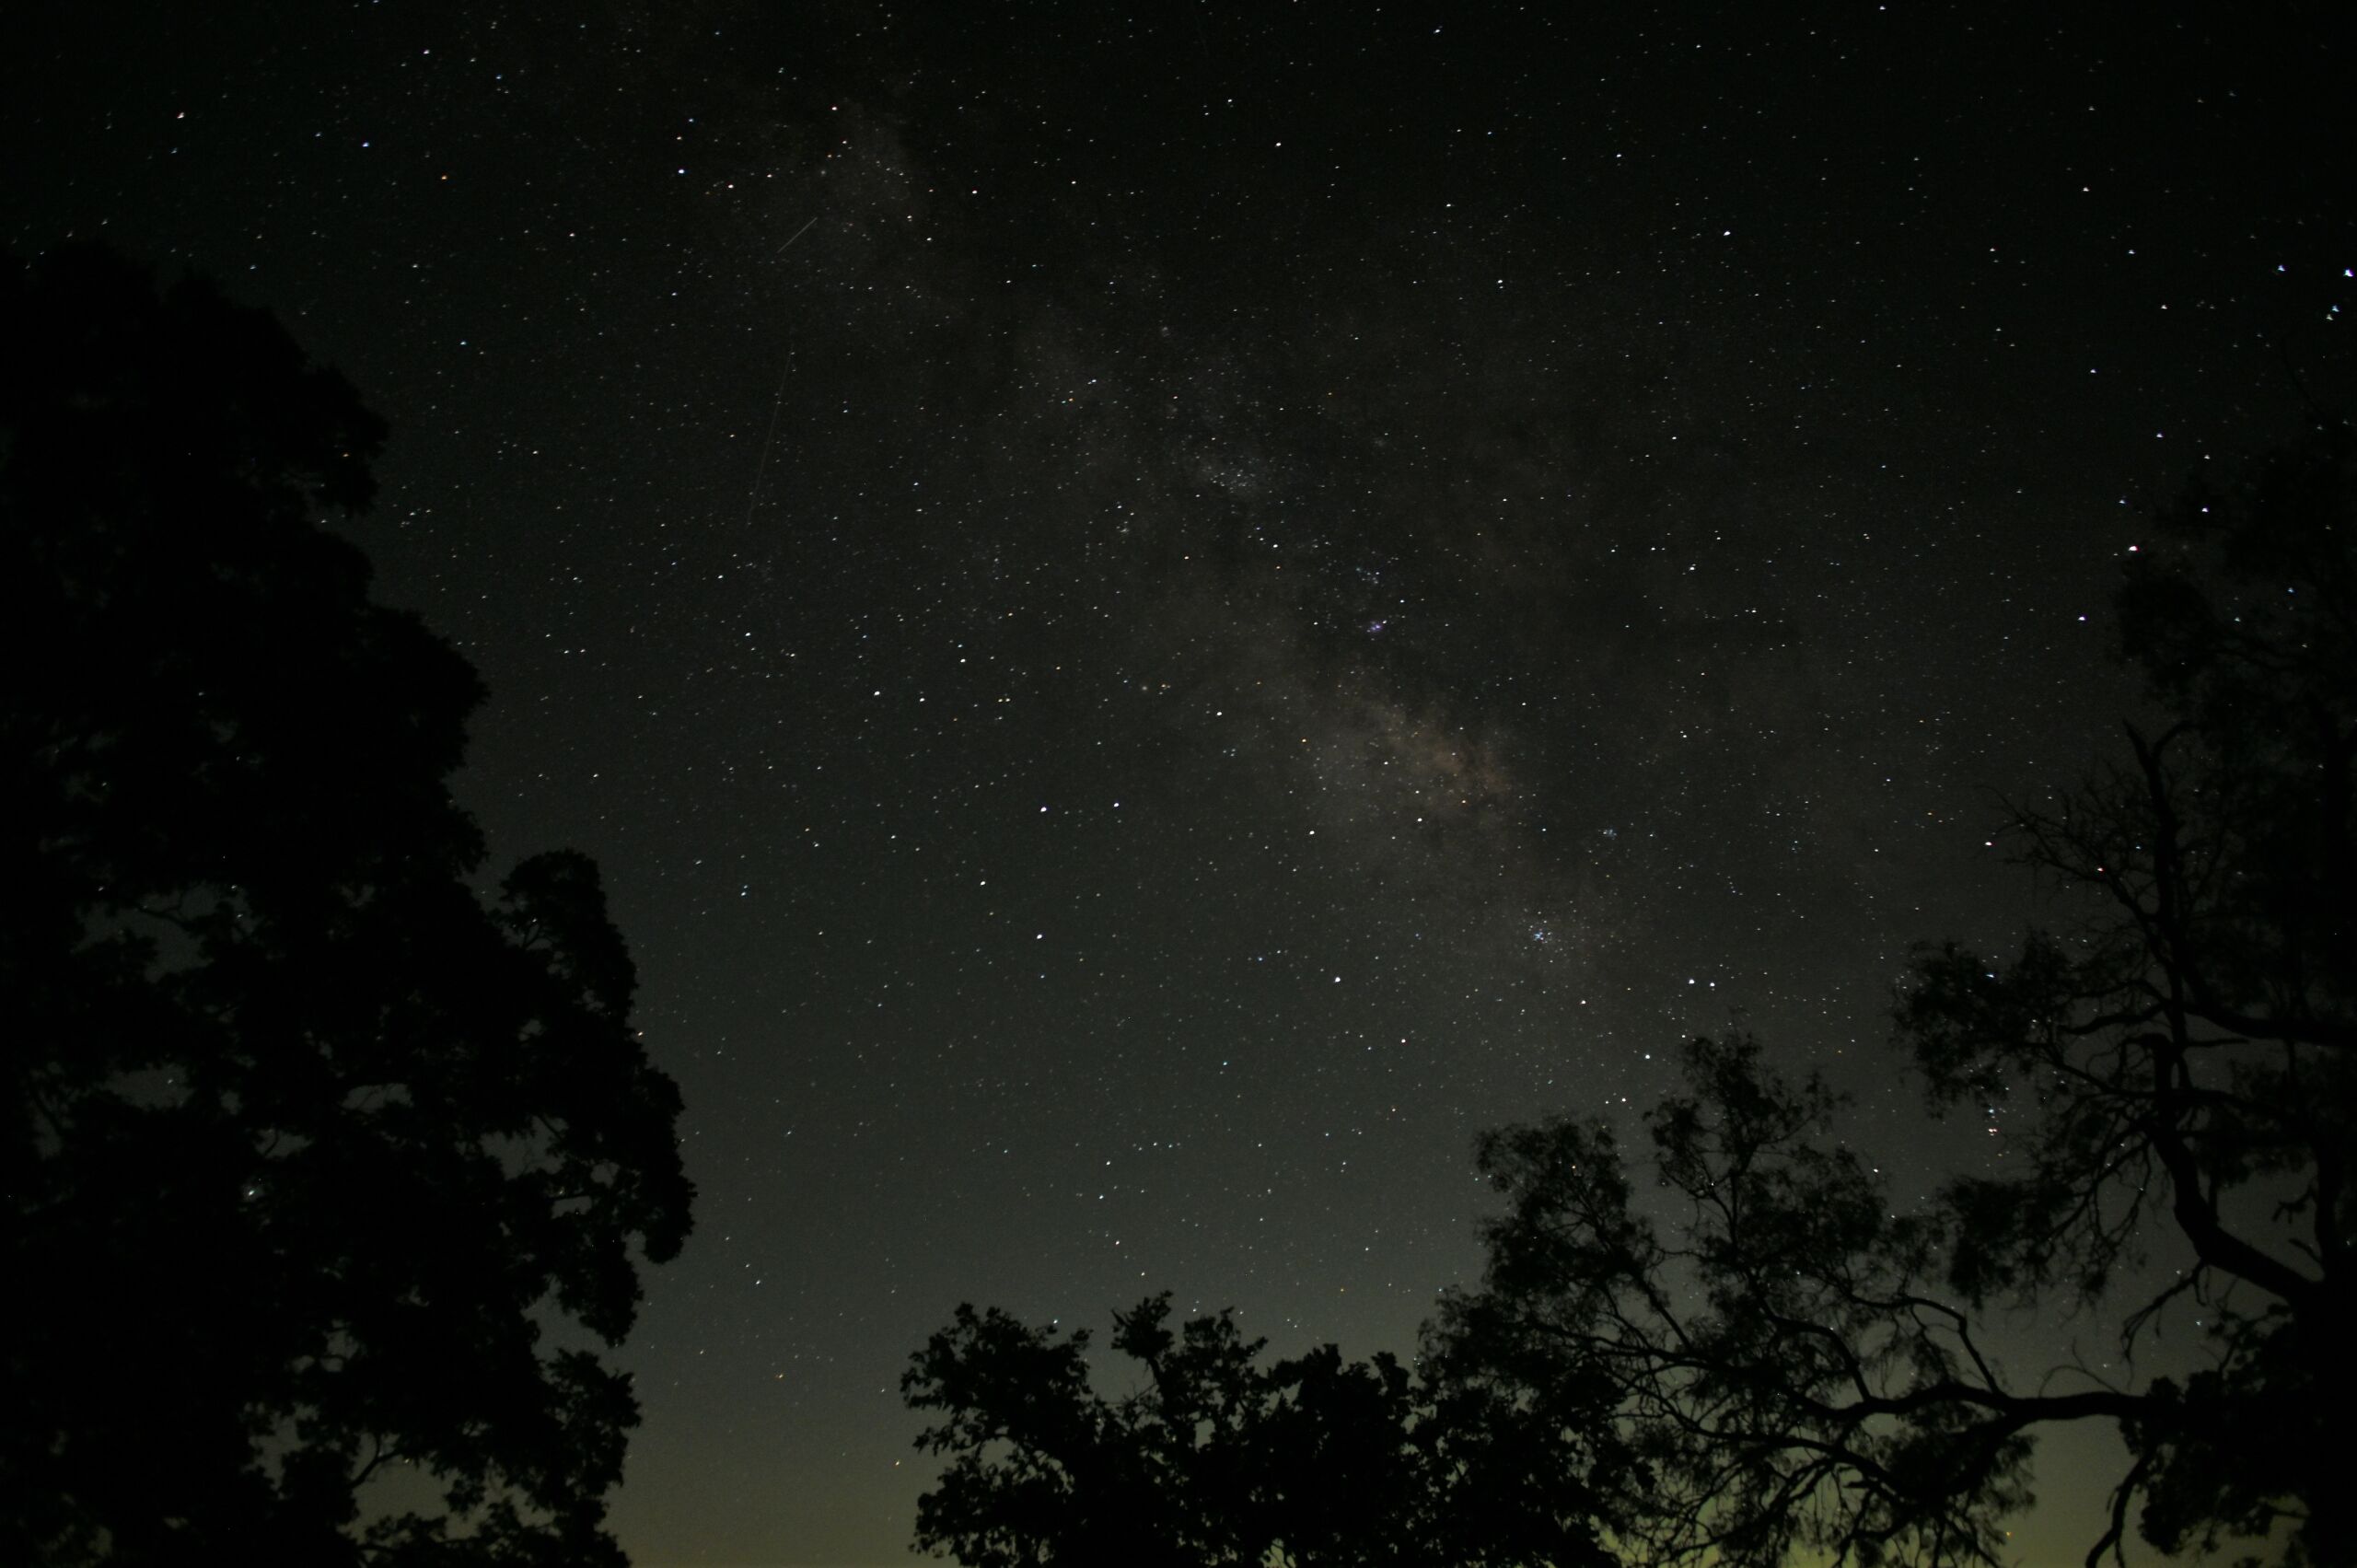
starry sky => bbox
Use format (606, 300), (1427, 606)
(6, 5), (2351, 1563)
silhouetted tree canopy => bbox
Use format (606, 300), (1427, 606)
(2, 246), (694, 1566)
(902, 1293), (1623, 1567)
(907, 426), (2355, 1568)
(1437, 424), (2356, 1568)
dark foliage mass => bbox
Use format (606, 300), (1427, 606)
(1439, 428), (2357, 1568)
(1, 248), (693, 1566)
(903, 1294), (1622, 1568)
(1905, 426), (2355, 1562)
(905, 428), (2355, 1567)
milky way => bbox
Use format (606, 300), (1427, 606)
(6, 6), (2347, 1561)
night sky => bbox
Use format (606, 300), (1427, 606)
(6, 5), (2351, 1563)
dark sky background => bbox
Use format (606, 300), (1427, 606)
(6, 4), (2351, 1563)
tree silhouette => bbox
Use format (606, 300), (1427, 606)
(906, 428), (2354, 1567)
(1435, 1036), (2047, 1566)
(903, 1294), (1621, 1568)
(1435, 425), (2355, 1567)
(2, 247), (693, 1566)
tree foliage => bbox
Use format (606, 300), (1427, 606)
(1436, 1038), (2052, 1567)
(906, 426), (2354, 1568)
(1898, 424), (2356, 1561)
(1437, 425), (2355, 1568)
(902, 1294), (1623, 1567)
(2, 246), (694, 1565)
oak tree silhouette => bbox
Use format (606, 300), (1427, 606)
(2, 247), (693, 1567)
(903, 1293), (1623, 1567)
